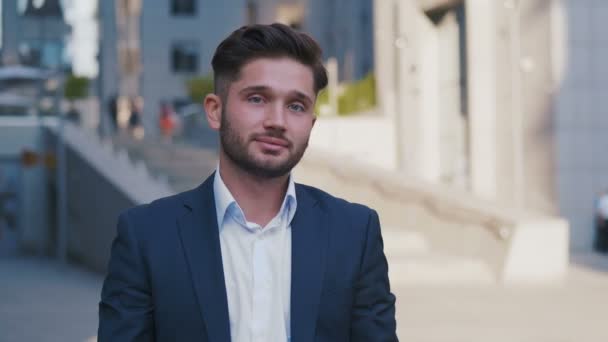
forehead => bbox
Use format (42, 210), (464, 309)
(230, 57), (315, 98)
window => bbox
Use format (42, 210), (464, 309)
(18, 40), (65, 69)
(171, 0), (196, 16)
(171, 41), (199, 73)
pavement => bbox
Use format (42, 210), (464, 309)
(1, 253), (608, 342)
(0, 256), (101, 342)
(396, 253), (608, 341)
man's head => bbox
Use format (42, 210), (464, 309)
(204, 24), (328, 179)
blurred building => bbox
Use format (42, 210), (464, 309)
(250, 0), (374, 81)
(0, 0), (70, 118)
(1, 0), (70, 70)
(308, 0), (607, 252)
(98, 0), (245, 137)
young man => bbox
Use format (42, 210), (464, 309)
(99, 23), (398, 341)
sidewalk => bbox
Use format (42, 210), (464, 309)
(0, 256), (101, 342)
(1, 253), (608, 341)
(395, 252), (608, 342)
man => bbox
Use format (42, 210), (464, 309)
(99, 23), (397, 341)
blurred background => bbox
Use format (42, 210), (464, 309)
(1, 0), (607, 341)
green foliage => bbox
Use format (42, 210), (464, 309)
(64, 75), (89, 101)
(314, 88), (329, 115)
(186, 74), (214, 103)
(315, 72), (377, 116)
(340, 72), (376, 115)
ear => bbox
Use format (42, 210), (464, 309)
(311, 115), (317, 128)
(204, 93), (222, 131)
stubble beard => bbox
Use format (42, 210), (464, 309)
(219, 109), (309, 179)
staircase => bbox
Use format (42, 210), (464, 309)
(113, 134), (218, 193)
(379, 228), (495, 286)
(295, 149), (568, 285)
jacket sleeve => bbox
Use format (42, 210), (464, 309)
(351, 209), (398, 341)
(98, 211), (155, 341)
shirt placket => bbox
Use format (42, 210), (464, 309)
(251, 222), (280, 342)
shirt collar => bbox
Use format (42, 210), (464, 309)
(213, 165), (298, 229)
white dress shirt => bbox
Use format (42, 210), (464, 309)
(213, 168), (296, 342)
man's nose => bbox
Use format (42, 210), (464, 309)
(263, 103), (286, 131)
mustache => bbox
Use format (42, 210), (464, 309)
(251, 131), (292, 147)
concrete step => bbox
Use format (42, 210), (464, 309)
(139, 148), (216, 164)
(169, 179), (205, 193)
(112, 136), (218, 193)
(388, 253), (496, 286)
(382, 229), (496, 286)
(382, 228), (431, 256)
(114, 135), (217, 162)
(164, 168), (214, 182)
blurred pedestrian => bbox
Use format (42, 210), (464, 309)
(107, 94), (118, 132)
(128, 96), (145, 140)
(594, 189), (608, 252)
(0, 168), (17, 248)
(159, 101), (178, 143)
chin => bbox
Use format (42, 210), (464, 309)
(256, 159), (289, 171)
(253, 149), (288, 161)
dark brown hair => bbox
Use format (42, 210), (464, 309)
(211, 23), (328, 99)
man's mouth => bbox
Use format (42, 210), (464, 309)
(254, 136), (289, 152)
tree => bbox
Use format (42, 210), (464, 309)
(64, 75), (89, 101)
(185, 74), (214, 103)
(63, 75), (89, 122)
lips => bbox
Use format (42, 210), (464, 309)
(254, 135), (289, 148)
(253, 135), (290, 154)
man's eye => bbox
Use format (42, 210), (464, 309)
(288, 103), (305, 112)
(247, 96), (264, 104)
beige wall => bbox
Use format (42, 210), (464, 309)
(491, 0), (557, 214)
(516, 0), (557, 214)
(370, 0), (558, 210)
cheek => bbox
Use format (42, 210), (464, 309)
(225, 108), (259, 132)
(231, 105), (267, 128)
(290, 119), (314, 141)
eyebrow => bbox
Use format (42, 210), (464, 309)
(238, 85), (314, 105)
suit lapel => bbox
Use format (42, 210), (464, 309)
(177, 174), (231, 342)
(291, 185), (329, 342)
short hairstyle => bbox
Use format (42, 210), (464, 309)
(211, 23), (328, 99)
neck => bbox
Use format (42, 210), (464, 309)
(218, 153), (289, 227)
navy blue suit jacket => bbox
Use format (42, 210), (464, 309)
(98, 174), (397, 341)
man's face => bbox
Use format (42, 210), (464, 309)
(219, 57), (316, 179)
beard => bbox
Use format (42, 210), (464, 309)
(219, 109), (309, 179)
